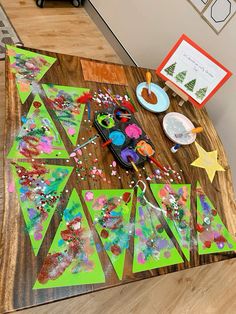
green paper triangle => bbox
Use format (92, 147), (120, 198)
(42, 84), (89, 146)
(7, 95), (69, 159)
(7, 45), (56, 104)
(82, 189), (133, 280)
(33, 189), (105, 289)
(150, 184), (191, 261)
(11, 161), (73, 256)
(196, 182), (236, 254)
(132, 187), (183, 273)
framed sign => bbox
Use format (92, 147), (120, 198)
(156, 34), (232, 108)
(188, 0), (211, 12)
(202, 0), (236, 34)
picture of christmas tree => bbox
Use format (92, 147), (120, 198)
(164, 62), (176, 77)
(175, 71), (187, 83)
(184, 79), (196, 92)
(195, 87), (208, 100)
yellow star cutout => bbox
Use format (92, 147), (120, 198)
(191, 142), (225, 182)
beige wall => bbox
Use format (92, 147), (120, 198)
(90, 0), (236, 189)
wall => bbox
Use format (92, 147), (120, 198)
(90, 0), (236, 189)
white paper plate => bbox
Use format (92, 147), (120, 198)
(163, 112), (196, 145)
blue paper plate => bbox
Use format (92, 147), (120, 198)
(136, 82), (170, 113)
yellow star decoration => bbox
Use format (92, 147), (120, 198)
(191, 142), (225, 182)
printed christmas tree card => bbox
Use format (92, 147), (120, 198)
(156, 34), (232, 109)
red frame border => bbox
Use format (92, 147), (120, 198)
(156, 34), (232, 109)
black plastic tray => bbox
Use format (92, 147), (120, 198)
(94, 106), (155, 169)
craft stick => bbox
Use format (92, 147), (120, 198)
(103, 87), (120, 107)
(102, 139), (112, 147)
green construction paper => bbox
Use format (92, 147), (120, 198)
(42, 84), (89, 146)
(7, 94), (69, 159)
(150, 184), (191, 261)
(196, 182), (236, 254)
(82, 189), (133, 280)
(34, 189), (105, 289)
(132, 187), (183, 273)
(7, 45), (56, 104)
(11, 161), (73, 256)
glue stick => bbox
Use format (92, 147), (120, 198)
(171, 143), (181, 153)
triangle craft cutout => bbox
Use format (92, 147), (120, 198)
(133, 187), (183, 273)
(7, 45), (56, 104)
(196, 182), (236, 254)
(34, 189), (105, 289)
(82, 189), (133, 280)
(42, 84), (89, 146)
(7, 94), (69, 159)
(11, 161), (73, 256)
(150, 184), (191, 261)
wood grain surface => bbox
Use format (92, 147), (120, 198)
(1, 47), (236, 313)
(15, 258), (236, 314)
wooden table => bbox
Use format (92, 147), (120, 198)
(1, 48), (236, 313)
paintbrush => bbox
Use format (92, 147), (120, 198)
(70, 134), (100, 155)
(139, 147), (166, 172)
(102, 139), (113, 147)
(102, 132), (121, 147)
(146, 71), (152, 96)
(117, 115), (131, 120)
(127, 156), (139, 172)
(148, 155), (166, 172)
(103, 114), (113, 125)
(116, 112), (132, 118)
(103, 87), (121, 107)
(175, 127), (203, 138)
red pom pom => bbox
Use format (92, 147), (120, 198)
(111, 244), (121, 255)
(204, 241), (211, 248)
(211, 209), (217, 216)
(122, 192), (131, 203)
(214, 235), (226, 243)
(196, 223), (204, 233)
(100, 229), (109, 239)
(33, 101), (41, 108)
